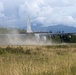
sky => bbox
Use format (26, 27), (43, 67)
(0, 0), (76, 28)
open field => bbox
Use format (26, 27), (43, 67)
(0, 44), (76, 75)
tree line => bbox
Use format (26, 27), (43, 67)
(0, 28), (26, 34)
(49, 34), (76, 43)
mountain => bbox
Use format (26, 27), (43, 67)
(0, 24), (76, 33)
(31, 25), (76, 33)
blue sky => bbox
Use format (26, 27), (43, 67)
(0, 0), (76, 27)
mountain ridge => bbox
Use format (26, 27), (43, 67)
(31, 25), (76, 33)
(0, 25), (76, 33)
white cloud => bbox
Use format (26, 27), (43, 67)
(0, 1), (5, 25)
(0, 2), (4, 12)
(0, 0), (76, 27)
(18, 0), (76, 27)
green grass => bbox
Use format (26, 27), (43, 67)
(0, 44), (76, 75)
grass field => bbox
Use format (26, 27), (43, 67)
(0, 44), (76, 75)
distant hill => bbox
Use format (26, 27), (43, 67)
(31, 25), (76, 33)
(0, 24), (76, 33)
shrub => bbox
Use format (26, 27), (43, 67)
(71, 66), (76, 75)
(5, 46), (24, 54)
(25, 49), (31, 54)
(0, 47), (6, 54)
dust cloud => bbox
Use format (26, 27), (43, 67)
(0, 30), (54, 45)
